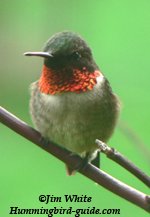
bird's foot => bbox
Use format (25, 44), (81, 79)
(39, 136), (50, 146)
(66, 153), (90, 176)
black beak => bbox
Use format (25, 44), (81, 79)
(24, 51), (53, 58)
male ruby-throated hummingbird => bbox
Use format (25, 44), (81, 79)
(24, 31), (120, 174)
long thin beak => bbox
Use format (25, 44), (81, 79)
(24, 51), (53, 58)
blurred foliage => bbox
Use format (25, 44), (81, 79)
(0, 0), (150, 216)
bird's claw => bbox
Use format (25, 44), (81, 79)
(39, 136), (50, 146)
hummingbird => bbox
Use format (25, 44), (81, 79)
(24, 31), (120, 175)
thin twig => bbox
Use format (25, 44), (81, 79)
(96, 139), (150, 188)
(0, 106), (150, 212)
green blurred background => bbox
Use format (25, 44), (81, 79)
(0, 0), (150, 216)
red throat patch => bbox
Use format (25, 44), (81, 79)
(39, 65), (101, 95)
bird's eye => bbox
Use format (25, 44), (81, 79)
(71, 51), (81, 60)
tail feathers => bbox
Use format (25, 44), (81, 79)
(91, 152), (100, 168)
(65, 164), (76, 176)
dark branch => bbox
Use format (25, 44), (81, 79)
(96, 139), (150, 188)
(0, 106), (150, 212)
